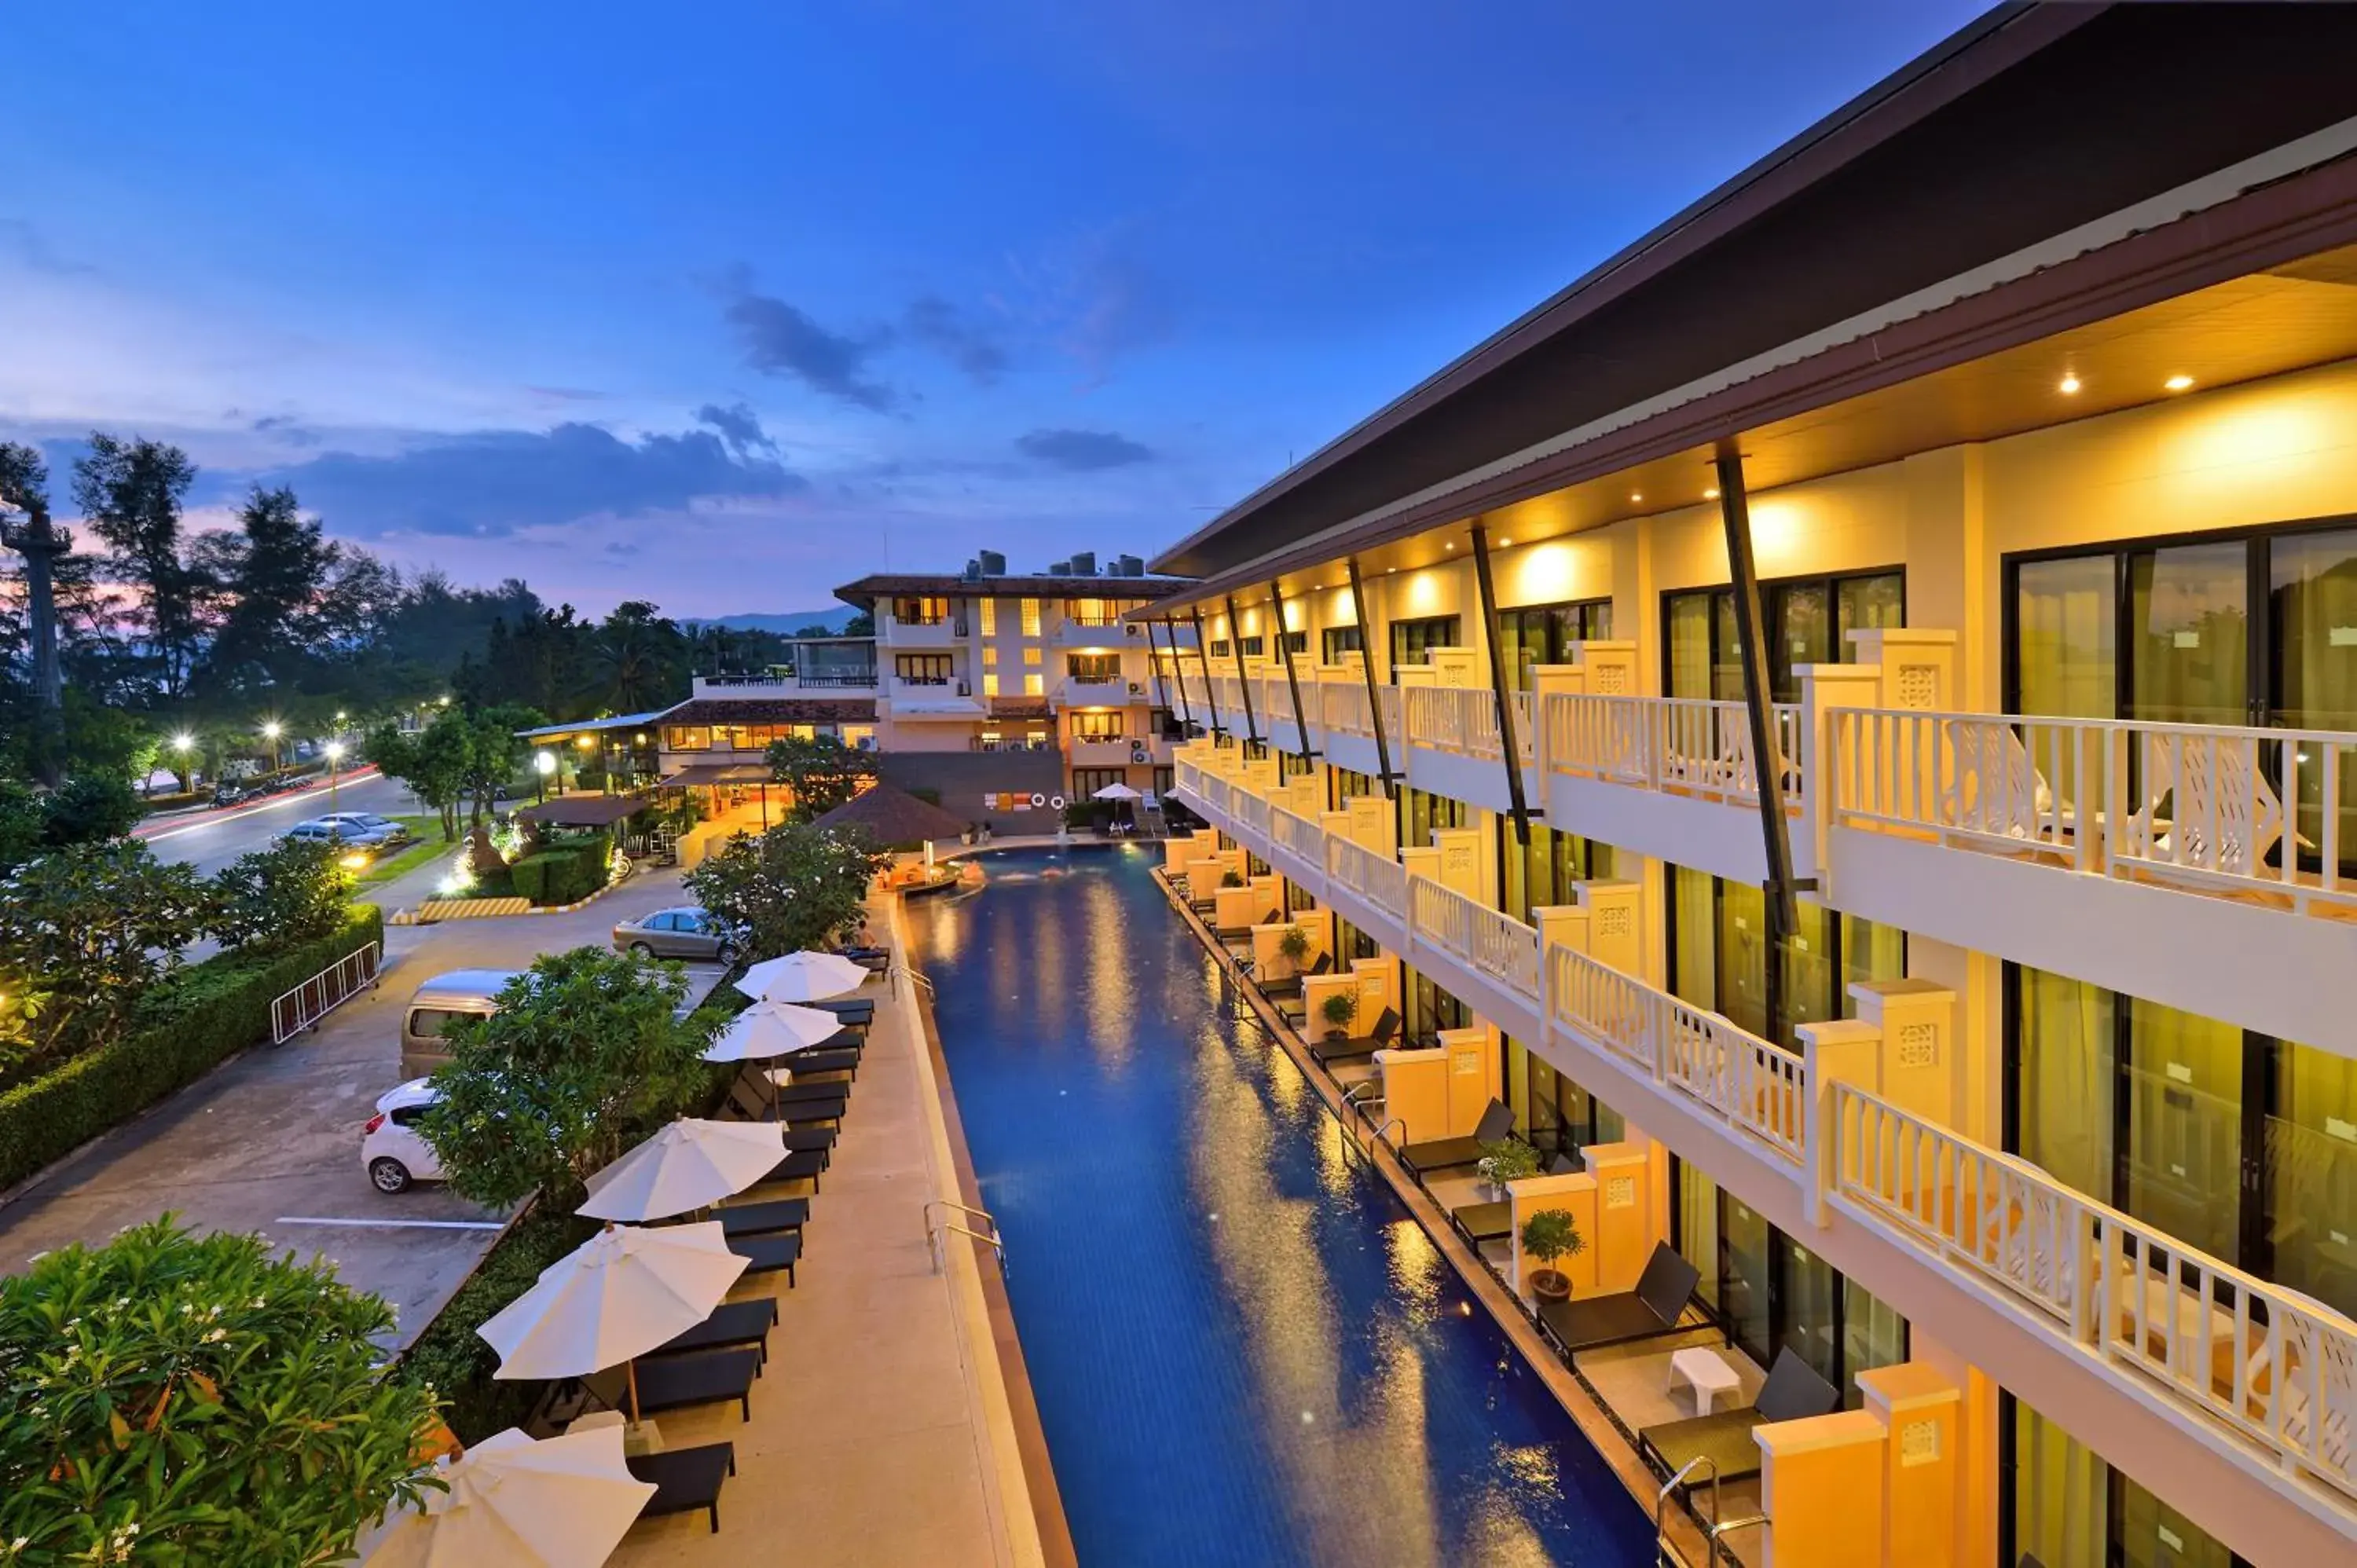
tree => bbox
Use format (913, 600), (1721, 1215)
(201, 484), (342, 695)
(364, 721), (470, 841)
(38, 773), (143, 848)
(211, 839), (354, 954)
(765, 733), (877, 823)
(71, 434), (207, 701)
(417, 947), (717, 1209)
(593, 600), (686, 713)
(0, 1218), (443, 1566)
(0, 841), (215, 1068)
(684, 821), (889, 961)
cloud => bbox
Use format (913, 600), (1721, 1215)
(904, 295), (1010, 386)
(0, 218), (100, 279)
(721, 277), (896, 412)
(694, 401), (779, 456)
(250, 413), (322, 448)
(1016, 427), (1154, 471)
(267, 420), (805, 538)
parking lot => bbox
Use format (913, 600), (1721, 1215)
(0, 868), (727, 1346)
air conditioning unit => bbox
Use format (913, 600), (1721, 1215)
(1127, 681), (1144, 695)
(1130, 746), (1149, 764)
(1125, 625), (1143, 638)
(957, 680), (971, 696)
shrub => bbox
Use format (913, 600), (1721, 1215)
(0, 906), (383, 1188)
(210, 838), (354, 953)
(685, 821), (890, 961)
(392, 1204), (585, 1444)
(1477, 1137), (1543, 1185)
(1319, 990), (1358, 1037)
(0, 840), (218, 1074)
(0, 1218), (442, 1564)
(1519, 1207), (1586, 1276)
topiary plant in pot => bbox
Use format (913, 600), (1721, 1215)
(1219, 868), (1244, 888)
(1277, 924), (1313, 972)
(1476, 1136), (1541, 1196)
(1319, 989), (1358, 1041)
(1519, 1207), (1586, 1302)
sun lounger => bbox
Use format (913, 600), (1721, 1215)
(1258, 951), (1332, 1000)
(781, 1125), (837, 1154)
(1534, 1241), (1704, 1358)
(1639, 1348), (1841, 1486)
(774, 1046), (860, 1079)
(713, 1197), (809, 1237)
(1398, 1098), (1516, 1175)
(750, 1150), (828, 1188)
(1217, 907), (1281, 942)
(807, 998), (874, 1026)
(645, 1299), (778, 1368)
(627, 1442), (737, 1533)
(723, 1080), (848, 1135)
(1449, 1199), (1514, 1246)
(1307, 1007), (1399, 1066)
(629, 1348), (761, 1422)
(728, 1230), (801, 1288)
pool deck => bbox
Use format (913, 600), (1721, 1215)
(604, 896), (1058, 1567)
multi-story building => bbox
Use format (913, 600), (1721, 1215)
(1148, 9), (2357, 1566)
(652, 553), (1192, 831)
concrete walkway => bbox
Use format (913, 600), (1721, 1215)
(606, 899), (1045, 1568)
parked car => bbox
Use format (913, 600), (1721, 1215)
(612, 906), (737, 963)
(361, 1079), (444, 1193)
(316, 811), (411, 844)
(284, 818), (396, 849)
(398, 969), (522, 1077)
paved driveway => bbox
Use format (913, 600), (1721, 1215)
(0, 869), (726, 1346)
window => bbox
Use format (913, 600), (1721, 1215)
(983, 645), (999, 668)
(1496, 599), (1614, 689)
(1021, 598), (1041, 636)
(1067, 653), (1120, 683)
(1208, 639), (1231, 658)
(1023, 672), (1044, 697)
(840, 726), (874, 750)
(1027, 728), (1050, 749)
(1666, 863), (1903, 1050)
(1390, 615), (1461, 677)
(1071, 711), (1124, 740)
(979, 599), (997, 636)
(1397, 785), (1466, 851)
(1068, 598), (1119, 626)
(1322, 625), (1363, 662)
(665, 726), (711, 751)
(893, 595), (949, 625)
(1072, 766), (1127, 797)
(1023, 646), (1043, 667)
(1326, 764), (1380, 812)
(1277, 630), (1308, 656)
(2005, 1396), (2234, 1568)
(1497, 821), (1616, 923)
(1512, 1044), (1626, 1163)
(982, 674), (1000, 697)
(1664, 571), (1901, 702)
(1403, 966), (1470, 1046)
(896, 654), (953, 685)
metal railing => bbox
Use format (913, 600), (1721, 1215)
(1830, 1081), (2357, 1500)
(270, 940), (382, 1045)
(1825, 707), (2357, 916)
(1409, 874), (1540, 999)
(1543, 693), (1802, 806)
(924, 1199), (1006, 1277)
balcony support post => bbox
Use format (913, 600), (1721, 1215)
(1265, 577), (1318, 764)
(1468, 520), (1538, 845)
(1223, 593), (1263, 749)
(1345, 555), (1400, 801)
(1151, 617), (1195, 737)
(1715, 444), (1810, 944)
(1186, 606), (1227, 742)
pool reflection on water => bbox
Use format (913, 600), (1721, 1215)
(908, 846), (1655, 1568)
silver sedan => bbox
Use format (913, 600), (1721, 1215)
(611, 906), (736, 963)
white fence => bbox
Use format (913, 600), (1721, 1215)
(270, 940), (383, 1045)
(1409, 875), (1540, 998)
(1325, 833), (1407, 917)
(1542, 692), (1803, 806)
(1270, 805), (1325, 867)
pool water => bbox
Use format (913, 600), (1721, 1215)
(907, 845), (1656, 1568)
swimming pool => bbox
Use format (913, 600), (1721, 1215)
(907, 845), (1656, 1568)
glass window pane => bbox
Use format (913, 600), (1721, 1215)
(1677, 1164), (1721, 1314)
(1840, 1277), (1907, 1409)
(1781, 899), (1835, 1047)
(1713, 592), (1745, 702)
(1667, 593), (1714, 701)
(1776, 1234), (1842, 1391)
(1772, 581), (1829, 703)
(1670, 865), (1716, 1012)
(2128, 541), (2249, 727)
(1722, 1196), (1773, 1368)
(2265, 1040), (2357, 1321)
(2016, 966), (2117, 1203)
(1835, 573), (1904, 655)
(2270, 529), (2357, 879)
(2123, 998), (2243, 1262)
(1716, 881), (1771, 1041)
(1840, 912), (1907, 1010)
(2011, 1401), (2111, 1568)
(2016, 555), (2117, 719)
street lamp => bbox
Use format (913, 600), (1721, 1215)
(170, 732), (196, 793)
(324, 740), (346, 808)
(534, 749), (556, 803)
(261, 720), (284, 774)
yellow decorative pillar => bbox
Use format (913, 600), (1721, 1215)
(1757, 1410), (1889, 1568)
(1856, 1363), (1962, 1568)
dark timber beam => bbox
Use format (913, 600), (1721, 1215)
(1344, 555), (1399, 801)
(1186, 606), (1227, 741)
(1150, 617), (1193, 735)
(1223, 594), (1263, 748)
(1714, 444), (1808, 942)
(1265, 577), (1318, 763)
(1468, 520), (1537, 845)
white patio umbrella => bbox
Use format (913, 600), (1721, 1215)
(478, 1222), (747, 1423)
(1091, 782), (1143, 800)
(702, 1000), (844, 1116)
(360, 1425), (654, 1567)
(735, 950), (868, 1004)
(578, 1118), (786, 1222)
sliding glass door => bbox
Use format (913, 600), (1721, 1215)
(2006, 1396), (2242, 1568)
(1496, 599), (1613, 689)
(1664, 569), (1903, 702)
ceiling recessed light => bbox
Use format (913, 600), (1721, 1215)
(1498, 537), (1512, 547)
(2058, 372), (2082, 395)
(1629, 492), (1643, 504)
(2165, 374), (2194, 392)
(1444, 542), (1454, 551)
(1387, 566), (1397, 575)
(1703, 487), (1720, 500)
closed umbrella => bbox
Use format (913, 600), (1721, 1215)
(478, 1222), (747, 1423)
(579, 1118), (786, 1222)
(360, 1425), (654, 1567)
(735, 951), (868, 1004)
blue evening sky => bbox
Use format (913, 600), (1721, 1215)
(2, 1), (1989, 617)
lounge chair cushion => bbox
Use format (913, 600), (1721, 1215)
(628, 1442), (737, 1531)
(1638, 1349), (1842, 1484)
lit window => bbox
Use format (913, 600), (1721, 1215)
(1072, 711), (1124, 740)
(1024, 672), (1043, 696)
(979, 599), (997, 636)
(1021, 598), (1041, 636)
(1023, 646), (1043, 666)
(982, 673), (1000, 697)
(983, 645), (998, 669)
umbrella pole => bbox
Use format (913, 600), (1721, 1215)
(628, 1359), (642, 1427)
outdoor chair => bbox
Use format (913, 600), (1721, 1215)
(604, 1348), (761, 1423)
(1308, 1006), (1399, 1067)
(728, 1229), (801, 1288)
(1535, 1240), (1704, 1359)
(644, 1299), (778, 1369)
(1257, 951), (1332, 1001)
(1217, 907), (1281, 943)
(627, 1442), (738, 1534)
(1397, 1097), (1517, 1176)
(1638, 1348), (1842, 1486)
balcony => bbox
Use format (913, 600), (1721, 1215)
(1058, 676), (1144, 709)
(884, 615), (962, 649)
(1167, 753), (2357, 1548)
(1069, 733), (1149, 768)
(885, 677), (982, 719)
(1057, 617), (1146, 649)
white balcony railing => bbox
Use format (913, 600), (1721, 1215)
(1326, 833), (1407, 917)
(1409, 875), (1541, 998)
(1832, 1082), (2357, 1501)
(1543, 693), (1803, 805)
(1270, 804), (1324, 866)
(1237, 791), (1272, 841)
(1827, 708), (2357, 918)
(1321, 680), (1373, 737)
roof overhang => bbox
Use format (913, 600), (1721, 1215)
(515, 709), (676, 742)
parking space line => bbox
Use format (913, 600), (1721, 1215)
(274, 1215), (505, 1230)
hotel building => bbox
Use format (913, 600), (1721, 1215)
(1149, 8), (2357, 1565)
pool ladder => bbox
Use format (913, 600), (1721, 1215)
(926, 1200), (1006, 1279)
(1653, 1456), (1768, 1567)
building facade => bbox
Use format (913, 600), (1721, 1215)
(1149, 9), (2357, 1566)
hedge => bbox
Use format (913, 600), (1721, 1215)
(0, 903), (385, 1192)
(511, 841), (608, 907)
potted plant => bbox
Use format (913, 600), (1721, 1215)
(1319, 989), (1358, 1042)
(1519, 1208), (1585, 1302)
(1475, 1136), (1541, 1198)
(1219, 869), (1244, 889)
(1276, 925), (1313, 973)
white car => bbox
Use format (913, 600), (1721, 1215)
(362, 1079), (444, 1193)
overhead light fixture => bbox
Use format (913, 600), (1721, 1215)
(2165, 374), (2194, 392)
(1629, 492), (1643, 504)
(1387, 567), (1397, 575)
(1498, 537), (1512, 547)
(2058, 372), (2082, 395)
(1444, 541), (1454, 551)
(1703, 487), (1720, 500)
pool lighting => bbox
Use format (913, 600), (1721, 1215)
(2058, 372), (2082, 394)
(2165, 374), (2195, 392)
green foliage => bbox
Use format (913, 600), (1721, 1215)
(1478, 1138), (1543, 1185)
(1319, 990), (1358, 1034)
(0, 907), (381, 1186)
(764, 733), (878, 823)
(38, 774), (143, 846)
(1518, 1207), (1586, 1269)
(509, 837), (608, 907)
(684, 821), (890, 962)
(1277, 925), (1313, 965)
(391, 1206), (585, 1445)
(0, 1218), (442, 1567)
(210, 839), (354, 954)
(418, 947), (718, 1211)
(0, 840), (218, 1072)
(1219, 868), (1244, 888)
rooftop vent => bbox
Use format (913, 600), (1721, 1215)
(1068, 550), (1096, 576)
(1114, 554), (1144, 577)
(977, 549), (1006, 576)
(1048, 559), (1071, 575)
(962, 559), (981, 581)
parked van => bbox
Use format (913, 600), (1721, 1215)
(399, 969), (522, 1077)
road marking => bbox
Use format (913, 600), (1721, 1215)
(134, 767), (387, 842)
(274, 1215), (504, 1230)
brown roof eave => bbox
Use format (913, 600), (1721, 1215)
(1144, 148), (2357, 617)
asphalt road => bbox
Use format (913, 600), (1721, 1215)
(0, 867), (728, 1348)
(134, 768), (421, 877)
